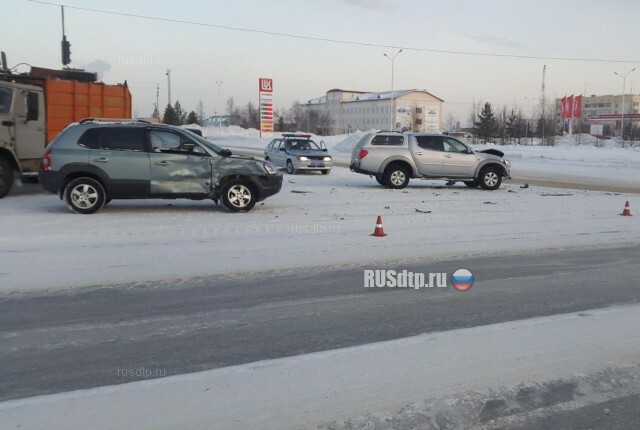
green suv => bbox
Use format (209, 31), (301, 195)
(39, 119), (283, 213)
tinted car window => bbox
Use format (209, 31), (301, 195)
(443, 137), (469, 153)
(371, 135), (403, 146)
(416, 136), (444, 151)
(77, 128), (103, 149)
(148, 130), (200, 153)
(98, 128), (145, 151)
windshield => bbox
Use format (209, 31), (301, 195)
(286, 139), (320, 151)
(0, 86), (13, 115)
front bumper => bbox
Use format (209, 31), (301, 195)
(251, 173), (283, 201)
(293, 160), (332, 171)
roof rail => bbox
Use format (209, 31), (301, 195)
(79, 118), (152, 124)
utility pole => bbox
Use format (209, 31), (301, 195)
(614, 68), (636, 142)
(155, 83), (159, 114)
(215, 80), (223, 128)
(540, 65), (546, 146)
(60, 6), (71, 66)
(383, 47), (403, 131)
(166, 69), (172, 107)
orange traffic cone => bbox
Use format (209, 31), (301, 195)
(371, 215), (387, 237)
(621, 201), (632, 216)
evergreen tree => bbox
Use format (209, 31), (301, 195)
(474, 102), (497, 143)
(174, 101), (187, 125)
(162, 104), (178, 125)
(506, 108), (519, 139)
(186, 111), (199, 125)
(151, 104), (160, 119)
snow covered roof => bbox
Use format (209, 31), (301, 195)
(307, 95), (326, 105)
(343, 89), (444, 103)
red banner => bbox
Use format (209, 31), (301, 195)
(573, 95), (582, 118)
(561, 96), (567, 119)
(566, 95), (574, 120)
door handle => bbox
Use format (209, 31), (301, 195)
(93, 157), (110, 163)
(155, 161), (170, 166)
(444, 154), (452, 158)
(415, 151), (423, 155)
(37, 127), (44, 131)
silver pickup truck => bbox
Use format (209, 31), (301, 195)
(350, 132), (511, 190)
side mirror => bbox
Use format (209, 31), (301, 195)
(322, 148), (328, 152)
(279, 147), (285, 151)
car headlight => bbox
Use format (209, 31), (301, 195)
(323, 156), (332, 162)
(504, 159), (511, 168)
(263, 162), (278, 174)
(297, 156), (310, 161)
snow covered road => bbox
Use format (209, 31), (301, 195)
(1, 166), (638, 293)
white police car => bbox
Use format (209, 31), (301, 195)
(264, 133), (332, 175)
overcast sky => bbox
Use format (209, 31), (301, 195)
(4, 0), (639, 123)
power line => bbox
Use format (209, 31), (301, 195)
(28, 0), (640, 64)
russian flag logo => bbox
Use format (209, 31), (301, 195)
(451, 269), (474, 291)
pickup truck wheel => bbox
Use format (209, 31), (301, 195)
(64, 177), (106, 214)
(384, 165), (410, 189)
(464, 180), (479, 188)
(286, 160), (296, 174)
(478, 166), (502, 190)
(222, 179), (257, 212)
(0, 157), (13, 198)
(375, 173), (386, 186)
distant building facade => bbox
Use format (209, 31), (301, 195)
(556, 93), (640, 136)
(301, 88), (444, 135)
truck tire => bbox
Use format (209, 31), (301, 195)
(64, 177), (107, 214)
(375, 173), (386, 186)
(222, 179), (257, 212)
(478, 166), (502, 190)
(464, 180), (479, 188)
(384, 164), (410, 189)
(0, 156), (14, 198)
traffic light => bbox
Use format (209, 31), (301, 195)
(61, 36), (71, 65)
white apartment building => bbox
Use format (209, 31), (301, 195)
(302, 88), (444, 135)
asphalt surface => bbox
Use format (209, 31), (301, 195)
(2, 244), (639, 405)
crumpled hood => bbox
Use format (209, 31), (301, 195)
(477, 148), (505, 158)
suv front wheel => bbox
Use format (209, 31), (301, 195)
(222, 179), (257, 212)
(64, 177), (107, 214)
(478, 166), (502, 190)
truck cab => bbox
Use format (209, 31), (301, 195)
(0, 81), (46, 196)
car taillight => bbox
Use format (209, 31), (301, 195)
(358, 149), (369, 159)
(41, 147), (52, 171)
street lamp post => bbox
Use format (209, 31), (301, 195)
(215, 80), (223, 129)
(614, 68), (636, 141)
(383, 48), (403, 131)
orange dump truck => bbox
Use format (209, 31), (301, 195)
(0, 63), (132, 197)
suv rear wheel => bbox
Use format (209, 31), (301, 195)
(64, 177), (106, 214)
(222, 179), (257, 212)
(375, 173), (386, 186)
(384, 164), (410, 189)
(478, 166), (502, 190)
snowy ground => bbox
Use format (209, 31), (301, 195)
(1, 164), (638, 293)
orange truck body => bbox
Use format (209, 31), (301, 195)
(44, 77), (132, 144)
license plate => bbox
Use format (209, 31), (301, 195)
(309, 162), (324, 167)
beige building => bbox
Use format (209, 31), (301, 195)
(302, 88), (444, 135)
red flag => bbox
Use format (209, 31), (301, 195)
(573, 95), (582, 118)
(561, 96), (567, 119)
(566, 95), (574, 120)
